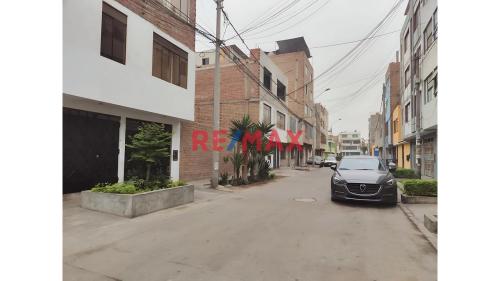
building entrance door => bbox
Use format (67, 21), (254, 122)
(63, 108), (120, 194)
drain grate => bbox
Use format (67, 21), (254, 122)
(293, 197), (316, 202)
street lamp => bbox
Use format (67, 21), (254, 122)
(316, 88), (331, 99)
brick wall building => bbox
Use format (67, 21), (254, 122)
(180, 45), (303, 181)
(268, 37), (316, 164)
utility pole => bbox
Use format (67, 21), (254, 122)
(211, 0), (223, 188)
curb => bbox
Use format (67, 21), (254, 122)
(398, 203), (437, 251)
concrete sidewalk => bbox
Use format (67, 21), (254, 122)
(399, 203), (438, 250)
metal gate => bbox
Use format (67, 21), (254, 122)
(63, 108), (120, 194)
(422, 137), (435, 178)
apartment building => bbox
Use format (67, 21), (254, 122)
(268, 37), (316, 165)
(368, 113), (384, 157)
(63, 0), (196, 193)
(181, 45), (302, 180)
(325, 133), (339, 157)
(381, 60), (401, 163)
(314, 103), (329, 157)
(399, 0), (438, 178)
(338, 131), (363, 156)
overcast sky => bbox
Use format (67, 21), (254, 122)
(196, 0), (407, 139)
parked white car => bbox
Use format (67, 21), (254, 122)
(322, 155), (337, 168)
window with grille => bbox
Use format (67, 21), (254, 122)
(424, 20), (434, 51)
(152, 33), (188, 89)
(101, 2), (127, 64)
(277, 111), (286, 130)
(277, 80), (286, 101)
(263, 68), (272, 90)
(425, 74), (435, 104)
(263, 104), (272, 124)
(289, 116), (296, 133)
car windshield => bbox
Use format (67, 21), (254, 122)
(338, 158), (386, 171)
(327, 156), (336, 160)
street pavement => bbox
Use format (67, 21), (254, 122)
(64, 167), (437, 281)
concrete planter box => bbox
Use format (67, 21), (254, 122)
(400, 194), (437, 204)
(424, 213), (438, 233)
(81, 185), (194, 218)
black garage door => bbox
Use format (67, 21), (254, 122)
(63, 108), (120, 194)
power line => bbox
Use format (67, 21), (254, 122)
(246, 0), (331, 40)
(310, 29), (401, 49)
(227, 0), (303, 40)
(243, 0), (324, 39)
(284, 0), (405, 98)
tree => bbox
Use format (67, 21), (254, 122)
(126, 123), (171, 181)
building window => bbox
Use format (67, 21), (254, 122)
(263, 67), (272, 90)
(152, 33), (188, 89)
(263, 104), (272, 124)
(404, 30), (410, 53)
(202, 58), (209, 65)
(305, 123), (313, 138)
(160, 0), (190, 23)
(434, 72), (438, 96)
(393, 119), (398, 133)
(405, 103), (410, 123)
(289, 116), (296, 133)
(405, 66), (411, 87)
(425, 73), (435, 104)
(433, 8), (438, 38)
(101, 2), (127, 64)
(413, 5), (420, 33)
(424, 20), (434, 51)
(277, 80), (286, 101)
(277, 111), (286, 130)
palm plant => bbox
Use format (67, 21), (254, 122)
(252, 121), (274, 180)
(230, 151), (243, 183)
(229, 115), (255, 182)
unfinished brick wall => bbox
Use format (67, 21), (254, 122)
(115, 0), (196, 50)
(180, 61), (261, 181)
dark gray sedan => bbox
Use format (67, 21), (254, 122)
(330, 156), (397, 205)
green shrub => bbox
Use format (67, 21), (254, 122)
(219, 172), (229, 185)
(91, 177), (186, 194)
(91, 182), (140, 194)
(393, 168), (418, 179)
(169, 180), (186, 188)
(403, 179), (437, 197)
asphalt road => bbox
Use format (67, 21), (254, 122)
(64, 168), (437, 281)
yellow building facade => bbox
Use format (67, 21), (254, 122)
(392, 105), (411, 168)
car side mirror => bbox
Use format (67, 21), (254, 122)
(330, 165), (337, 171)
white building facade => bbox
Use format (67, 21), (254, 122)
(399, 0), (438, 178)
(63, 0), (196, 193)
(339, 131), (363, 156)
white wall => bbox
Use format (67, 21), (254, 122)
(259, 101), (291, 144)
(257, 50), (298, 144)
(420, 0), (438, 131)
(63, 0), (195, 121)
(196, 50), (216, 66)
(421, 42), (437, 130)
(259, 50), (289, 99)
